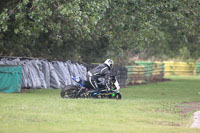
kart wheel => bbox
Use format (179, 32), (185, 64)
(60, 85), (78, 98)
(115, 93), (122, 100)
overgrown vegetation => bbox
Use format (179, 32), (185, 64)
(0, 0), (200, 63)
(0, 76), (200, 133)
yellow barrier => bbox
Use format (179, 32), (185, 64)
(164, 61), (196, 75)
(126, 61), (199, 85)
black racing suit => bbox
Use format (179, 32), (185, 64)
(87, 64), (110, 90)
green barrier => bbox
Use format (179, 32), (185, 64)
(126, 65), (145, 84)
(196, 62), (200, 75)
(155, 62), (165, 74)
(126, 65), (144, 75)
(126, 62), (164, 85)
(135, 61), (154, 80)
(0, 65), (22, 93)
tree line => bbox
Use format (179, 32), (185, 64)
(0, 0), (199, 64)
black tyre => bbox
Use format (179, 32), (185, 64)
(60, 85), (78, 98)
(115, 93), (122, 100)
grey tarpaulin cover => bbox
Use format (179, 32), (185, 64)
(0, 57), (87, 89)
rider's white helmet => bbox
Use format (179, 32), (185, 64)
(104, 59), (114, 69)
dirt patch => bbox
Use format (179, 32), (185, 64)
(136, 119), (181, 127)
(127, 78), (171, 86)
(20, 89), (34, 93)
(179, 102), (200, 115)
(155, 121), (181, 126)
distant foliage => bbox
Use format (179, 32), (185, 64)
(0, 0), (200, 63)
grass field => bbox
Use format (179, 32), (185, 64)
(0, 76), (200, 133)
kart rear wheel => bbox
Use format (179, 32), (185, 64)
(60, 85), (78, 98)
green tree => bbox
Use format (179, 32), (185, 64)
(0, 0), (200, 63)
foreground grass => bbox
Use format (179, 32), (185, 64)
(0, 76), (200, 133)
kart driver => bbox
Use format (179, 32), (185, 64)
(87, 59), (114, 90)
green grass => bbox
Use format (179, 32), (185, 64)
(0, 76), (200, 133)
